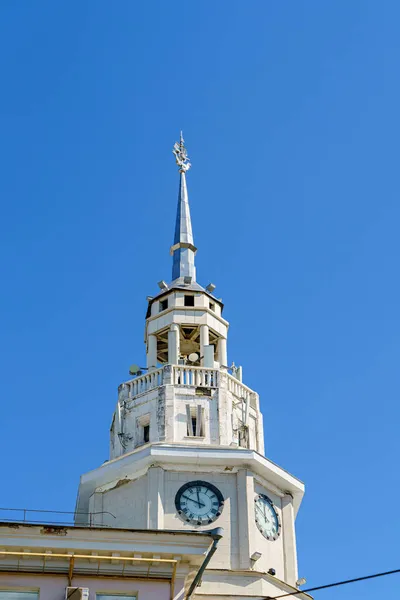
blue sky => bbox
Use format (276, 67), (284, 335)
(0, 1), (399, 597)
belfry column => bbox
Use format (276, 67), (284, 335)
(200, 324), (209, 366)
(218, 337), (227, 368)
(168, 323), (180, 365)
(147, 334), (157, 370)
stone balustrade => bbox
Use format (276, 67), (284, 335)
(126, 368), (164, 397)
(172, 365), (219, 387)
(227, 373), (257, 405)
(124, 365), (255, 399)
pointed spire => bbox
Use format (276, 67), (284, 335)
(170, 133), (197, 282)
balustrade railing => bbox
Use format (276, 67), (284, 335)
(173, 365), (219, 387)
(0, 507), (116, 528)
(127, 368), (163, 397)
(125, 366), (255, 398)
(227, 373), (256, 405)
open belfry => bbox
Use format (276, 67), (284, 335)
(74, 135), (306, 599)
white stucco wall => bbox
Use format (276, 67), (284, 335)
(0, 573), (173, 600)
(90, 473), (149, 529)
(163, 470), (239, 570)
(252, 481), (285, 579)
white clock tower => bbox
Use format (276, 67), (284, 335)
(75, 135), (306, 599)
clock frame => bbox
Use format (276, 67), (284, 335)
(175, 480), (224, 525)
(254, 493), (281, 541)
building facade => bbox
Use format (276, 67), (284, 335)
(0, 136), (309, 600)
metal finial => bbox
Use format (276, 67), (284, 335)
(173, 132), (191, 173)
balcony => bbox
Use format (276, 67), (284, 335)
(122, 364), (257, 405)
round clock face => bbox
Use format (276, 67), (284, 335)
(175, 480), (224, 525)
(254, 494), (281, 540)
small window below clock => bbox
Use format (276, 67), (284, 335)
(0, 593), (39, 600)
(97, 595), (137, 600)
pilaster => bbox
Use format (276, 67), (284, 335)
(147, 466), (165, 528)
(282, 493), (298, 586)
(218, 371), (231, 445)
(237, 469), (255, 569)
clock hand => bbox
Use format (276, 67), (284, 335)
(256, 504), (270, 523)
(262, 504), (268, 522)
(182, 494), (205, 508)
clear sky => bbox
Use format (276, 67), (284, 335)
(0, 1), (399, 598)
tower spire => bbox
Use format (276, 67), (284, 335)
(170, 133), (197, 282)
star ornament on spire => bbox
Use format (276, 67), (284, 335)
(173, 131), (191, 173)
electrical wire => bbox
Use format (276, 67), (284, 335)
(263, 567), (400, 599)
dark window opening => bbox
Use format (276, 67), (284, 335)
(184, 295), (195, 307)
(143, 424), (150, 443)
(209, 302), (215, 312)
(186, 404), (205, 436)
(238, 428), (249, 448)
(159, 298), (168, 312)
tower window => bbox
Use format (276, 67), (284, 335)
(184, 295), (195, 307)
(186, 404), (205, 436)
(209, 302), (215, 312)
(137, 414), (151, 446)
(159, 297), (168, 312)
(238, 427), (249, 448)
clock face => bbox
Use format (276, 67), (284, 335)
(175, 480), (224, 525)
(254, 494), (281, 541)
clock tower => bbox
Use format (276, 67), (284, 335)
(75, 135), (306, 599)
